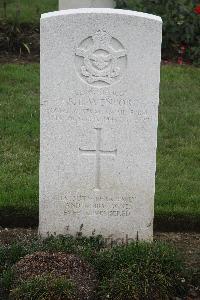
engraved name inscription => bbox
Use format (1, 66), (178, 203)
(42, 89), (151, 124)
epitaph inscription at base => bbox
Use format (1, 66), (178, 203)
(39, 9), (162, 241)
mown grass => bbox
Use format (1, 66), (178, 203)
(0, 64), (39, 217)
(0, 64), (199, 224)
(156, 65), (200, 217)
(0, 0), (57, 24)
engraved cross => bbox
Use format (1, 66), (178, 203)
(79, 128), (117, 191)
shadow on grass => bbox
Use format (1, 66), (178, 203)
(0, 207), (200, 232)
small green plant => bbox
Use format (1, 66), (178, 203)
(0, 268), (15, 295)
(0, 1), (32, 55)
(94, 242), (187, 299)
(0, 243), (28, 267)
(9, 275), (76, 300)
(38, 234), (105, 259)
(2, 21), (31, 55)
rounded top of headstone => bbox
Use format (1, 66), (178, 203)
(59, 0), (115, 10)
(41, 8), (162, 23)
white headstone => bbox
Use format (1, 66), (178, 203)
(39, 9), (162, 242)
(59, 0), (115, 10)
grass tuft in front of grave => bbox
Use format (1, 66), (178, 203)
(93, 242), (187, 300)
(9, 275), (76, 300)
(0, 235), (189, 300)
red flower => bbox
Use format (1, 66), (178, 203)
(194, 4), (200, 14)
(178, 57), (183, 65)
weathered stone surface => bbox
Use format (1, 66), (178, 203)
(39, 9), (162, 241)
(59, 0), (115, 10)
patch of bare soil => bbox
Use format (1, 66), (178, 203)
(0, 227), (37, 245)
(13, 252), (97, 300)
(155, 232), (200, 271)
(155, 232), (200, 300)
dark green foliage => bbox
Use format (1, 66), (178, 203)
(0, 268), (14, 299)
(0, 0), (199, 63)
(116, 0), (200, 65)
(9, 275), (76, 300)
(94, 242), (186, 299)
(0, 268), (15, 292)
(0, 0), (55, 55)
(26, 234), (106, 261)
(41, 234), (105, 258)
(0, 236), (188, 299)
(0, 21), (35, 55)
(0, 244), (28, 268)
(190, 268), (200, 288)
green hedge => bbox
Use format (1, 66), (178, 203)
(116, 0), (200, 65)
(0, 1), (199, 65)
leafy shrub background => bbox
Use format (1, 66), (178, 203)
(116, 0), (200, 65)
(0, 0), (199, 64)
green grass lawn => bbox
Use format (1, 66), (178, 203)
(0, 64), (200, 225)
(0, 0), (57, 24)
(156, 65), (200, 217)
(0, 64), (39, 218)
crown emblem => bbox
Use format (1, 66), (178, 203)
(92, 30), (112, 48)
